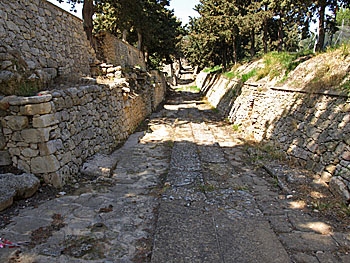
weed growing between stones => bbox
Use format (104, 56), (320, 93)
(198, 183), (216, 193)
(232, 123), (241, 132)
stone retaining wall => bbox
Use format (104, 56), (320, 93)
(197, 72), (350, 201)
(0, 71), (166, 187)
(0, 0), (96, 95)
(94, 32), (147, 70)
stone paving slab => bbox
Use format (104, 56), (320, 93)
(152, 201), (222, 263)
(214, 217), (290, 263)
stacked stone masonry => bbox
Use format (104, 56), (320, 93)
(0, 0), (96, 94)
(94, 32), (147, 70)
(197, 72), (350, 201)
(0, 70), (166, 187)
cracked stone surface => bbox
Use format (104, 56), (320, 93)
(1, 89), (350, 262)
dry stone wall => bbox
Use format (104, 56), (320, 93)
(95, 32), (147, 70)
(0, 71), (166, 187)
(198, 72), (350, 201)
(0, 0), (96, 95)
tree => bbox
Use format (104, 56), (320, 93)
(57, 0), (96, 45)
(184, 0), (312, 68)
(310, 1), (350, 51)
(337, 7), (350, 25)
(94, 0), (183, 68)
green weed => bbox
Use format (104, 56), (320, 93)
(203, 65), (223, 73)
(198, 183), (216, 193)
(232, 123), (241, 132)
(211, 107), (219, 113)
(256, 51), (311, 81)
(176, 85), (200, 92)
(241, 69), (257, 82)
(223, 71), (239, 79)
(17, 81), (39, 96)
(340, 80), (350, 95)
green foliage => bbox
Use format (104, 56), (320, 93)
(198, 183), (216, 193)
(15, 81), (39, 96)
(183, 0), (313, 67)
(337, 8), (350, 26)
(232, 123), (241, 132)
(222, 71), (238, 80)
(203, 65), (223, 73)
(222, 68), (257, 82)
(241, 69), (257, 82)
(340, 43), (350, 57)
(256, 51), (310, 80)
(341, 80), (350, 95)
(92, 0), (183, 69)
(175, 85), (200, 92)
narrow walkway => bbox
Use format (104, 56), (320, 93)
(1, 89), (349, 262)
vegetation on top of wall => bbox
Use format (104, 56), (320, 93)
(213, 43), (350, 95)
(203, 65), (223, 74)
(255, 51), (311, 81)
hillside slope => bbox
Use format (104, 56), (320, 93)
(224, 47), (350, 95)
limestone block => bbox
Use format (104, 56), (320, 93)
(0, 150), (12, 166)
(17, 159), (31, 173)
(342, 151), (350, 161)
(21, 148), (39, 158)
(20, 102), (52, 115)
(329, 176), (350, 201)
(33, 113), (58, 128)
(21, 128), (51, 143)
(0, 188), (15, 212)
(43, 172), (64, 188)
(8, 94), (52, 106)
(31, 155), (60, 173)
(13, 173), (40, 198)
(4, 116), (28, 130)
(60, 151), (72, 166)
(39, 139), (63, 155)
(0, 173), (40, 211)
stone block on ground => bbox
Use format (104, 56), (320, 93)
(0, 173), (40, 211)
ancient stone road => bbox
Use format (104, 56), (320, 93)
(1, 89), (350, 262)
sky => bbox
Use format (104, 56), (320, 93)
(47, 0), (199, 25)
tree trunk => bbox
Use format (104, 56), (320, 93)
(170, 62), (177, 86)
(263, 17), (268, 53)
(137, 30), (142, 51)
(277, 17), (284, 52)
(144, 47), (149, 64)
(233, 38), (238, 64)
(122, 29), (128, 42)
(315, 1), (326, 52)
(250, 28), (255, 58)
(82, 0), (94, 46)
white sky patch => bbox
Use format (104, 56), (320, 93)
(47, 0), (200, 26)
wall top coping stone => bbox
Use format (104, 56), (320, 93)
(6, 94), (53, 106)
(270, 85), (349, 98)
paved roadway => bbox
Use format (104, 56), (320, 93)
(1, 87), (349, 262)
